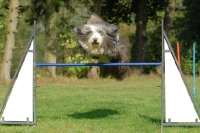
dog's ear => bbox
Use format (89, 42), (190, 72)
(110, 24), (119, 32)
(75, 25), (85, 35)
(87, 13), (104, 24)
(106, 24), (119, 36)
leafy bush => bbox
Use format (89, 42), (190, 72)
(181, 56), (192, 75)
(180, 47), (196, 76)
(58, 29), (93, 78)
(63, 53), (93, 78)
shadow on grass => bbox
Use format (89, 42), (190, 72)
(68, 109), (119, 119)
(139, 115), (160, 124)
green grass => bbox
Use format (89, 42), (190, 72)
(0, 75), (200, 133)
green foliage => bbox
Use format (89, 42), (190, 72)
(144, 23), (162, 73)
(25, 0), (74, 24)
(175, 46), (194, 75)
(131, 12), (163, 73)
(174, 0), (200, 74)
(57, 21), (93, 78)
(181, 54), (193, 75)
(0, 21), (6, 64)
(3, 0), (198, 77)
(146, 0), (167, 20)
(196, 61), (200, 76)
(59, 32), (77, 49)
(0, 0), (7, 63)
(63, 54), (93, 78)
(0, 21), (6, 49)
(101, 0), (167, 24)
(180, 44), (200, 76)
(101, 0), (133, 24)
(182, 0), (200, 45)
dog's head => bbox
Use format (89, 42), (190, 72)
(75, 14), (120, 57)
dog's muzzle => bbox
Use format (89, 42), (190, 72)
(92, 37), (99, 47)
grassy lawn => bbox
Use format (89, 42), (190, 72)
(0, 75), (200, 133)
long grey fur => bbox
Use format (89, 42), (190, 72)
(75, 14), (131, 80)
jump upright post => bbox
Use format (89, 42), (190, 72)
(193, 43), (196, 96)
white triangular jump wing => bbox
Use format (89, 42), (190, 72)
(164, 37), (199, 122)
(0, 41), (34, 122)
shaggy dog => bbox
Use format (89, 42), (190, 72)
(75, 14), (131, 80)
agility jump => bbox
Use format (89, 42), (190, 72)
(0, 21), (200, 133)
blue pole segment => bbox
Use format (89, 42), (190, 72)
(36, 62), (162, 67)
(193, 43), (196, 96)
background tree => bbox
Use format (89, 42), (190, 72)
(101, 0), (167, 73)
(2, 0), (197, 79)
(176, 0), (200, 50)
(0, 0), (19, 81)
(164, 0), (175, 37)
(173, 0), (200, 74)
(26, 0), (74, 77)
(93, 0), (102, 16)
(132, 0), (148, 73)
(44, 0), (57, 77)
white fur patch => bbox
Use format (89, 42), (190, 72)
(79, 41), (89, 49)
(86, 25), (103, 54)
(99, 48), (104, 54)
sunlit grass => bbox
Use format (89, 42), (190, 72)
(0, 75), (200, 133)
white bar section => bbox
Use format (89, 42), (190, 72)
(164, 38), (199, 122)
(0, 41), (33, 122)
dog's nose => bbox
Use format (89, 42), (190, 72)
(93, 38), (97, 42)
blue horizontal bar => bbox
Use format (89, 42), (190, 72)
(36, 62), (161, 67)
